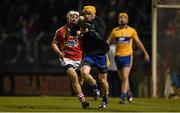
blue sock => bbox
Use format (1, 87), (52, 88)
(120, 93), (127, 100)
(102, 96), (108, 103)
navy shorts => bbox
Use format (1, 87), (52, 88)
(81, 54), (108, 74)
(115, 55), (132, 69)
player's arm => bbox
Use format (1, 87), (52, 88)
(133, 31), (150, 62)
(108, 30), (115, 45)
(51, 31), (64, 60)
(108, 36), (114, 45)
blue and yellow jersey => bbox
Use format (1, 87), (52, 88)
(109, 26), (138, 56)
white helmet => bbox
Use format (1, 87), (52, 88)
(66, 10), (79, 19)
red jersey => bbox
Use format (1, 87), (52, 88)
(55, 25), (83, 61)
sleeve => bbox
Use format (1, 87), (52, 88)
(55, 30), (65, 49)
(132, 29), (139, 41)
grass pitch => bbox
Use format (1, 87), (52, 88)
(0, 96), (180, 112)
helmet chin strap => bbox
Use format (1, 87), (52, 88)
(119, 23), (128, 28)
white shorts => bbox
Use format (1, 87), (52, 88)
(59, 58), (81, 70)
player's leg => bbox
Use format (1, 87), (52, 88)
(99, 72), (109, 109)
(118, 67), (131, 104)
(62, 59), (89, 108)
(66, 65), (89, 108)
(66, 67), (82, 94)
(127, 55), (133, 103)
(81, 64), (100, 100)
(76, 70), (84, 86)
(81, 56), (99, 100)
(93, 54), (109, 108)
(115, 55), (133, 104)
(81, 65), (96, 85)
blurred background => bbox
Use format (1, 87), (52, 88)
(0, 0), (179, 98)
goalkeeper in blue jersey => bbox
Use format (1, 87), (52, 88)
(79, 5), (110, 109)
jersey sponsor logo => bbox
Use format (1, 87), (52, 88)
(65, 39), (79, 47)
(115, 37), (130, 44)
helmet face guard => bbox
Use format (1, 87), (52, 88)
(66, 10), (79, 24)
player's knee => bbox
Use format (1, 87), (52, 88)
(81, 65), (91, 76)
(81, 70), (89, 79)
(99, 75), (107, 84)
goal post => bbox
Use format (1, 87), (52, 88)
(152, 0), (180, 98)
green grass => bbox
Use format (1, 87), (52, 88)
(0, 96), (180, 112)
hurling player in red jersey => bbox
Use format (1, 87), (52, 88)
(51, 10), (89, 109)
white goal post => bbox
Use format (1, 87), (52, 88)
(152, 0), (180, 98)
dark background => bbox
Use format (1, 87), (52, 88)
(0, 0), (151, 96)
